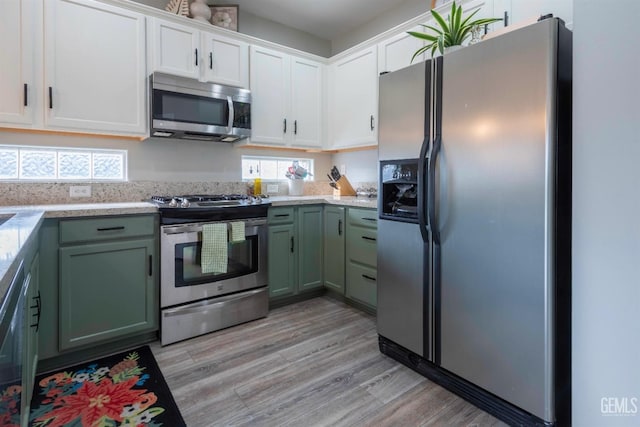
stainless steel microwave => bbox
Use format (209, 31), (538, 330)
(150, 72), (251, 142)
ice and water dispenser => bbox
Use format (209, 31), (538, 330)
(379, 159), (421, 223)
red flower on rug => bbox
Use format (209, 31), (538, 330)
(36, 376), (156, 427)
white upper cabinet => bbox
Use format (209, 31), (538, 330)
(202, 32), (249, 88)
(44, 0), (146, 135)
(250, 45), (323, 148)
(150, 17), (249, 88)
(151, 18), (199, 79)
(378, 27), (426, 74)
(290, 56), (323, 147)
(329, 46), (378, 149)
(0, 0), (36, 126)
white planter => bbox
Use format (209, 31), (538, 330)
(288, 179), (304, 196)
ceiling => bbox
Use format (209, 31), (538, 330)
(227, 0), (410, 40)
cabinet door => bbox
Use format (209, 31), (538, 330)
(330, 46), (378, 148)
(151, 18), (199, 79)
(268, 224), (296, 298)
(44, 0), (146, 134)
(202, 32), (248, 87)
(298, 206), (323, 292)
(323, 206), (345, 294)
(378, 27), (425, 73)
(59, 238), (157, 350)
(290, 56), (323, 147)
(250, 45), (290, 145)
(0, 0), (36, 126)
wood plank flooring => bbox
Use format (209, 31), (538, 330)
(149, 296), (507, 427)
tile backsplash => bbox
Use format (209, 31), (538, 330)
(0, 180), (378, 206)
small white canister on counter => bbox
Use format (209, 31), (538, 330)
(288, 179), (304, 196)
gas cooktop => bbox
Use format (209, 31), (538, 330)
(150, 194), (270, 224)
(151, 194), (268, 209)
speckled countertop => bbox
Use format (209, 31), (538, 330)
(0, 202), (158, 218)
(268, 195), (377, 209)
(0, 210), (45, 301)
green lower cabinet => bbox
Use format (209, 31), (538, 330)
(297, 206), (323, 292)
(323, 206), (345, 294)
(346, 208), (378, 309)
(59, 238), (157, 351)
(23, 252), (40, 423)
(268, 223), (296, 298)
(268, 205), (323, 299)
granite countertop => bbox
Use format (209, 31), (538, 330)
(269, 195), (377, 209)
(0, 202), (158, 218)
(0, 210), (45, 300)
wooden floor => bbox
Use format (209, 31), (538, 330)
(150, 296), (507, 427)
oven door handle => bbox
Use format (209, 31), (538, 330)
(162, 218), (267, 235)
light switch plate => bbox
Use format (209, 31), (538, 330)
(266, 184), (279, 194)
(69, 185), (91, 198)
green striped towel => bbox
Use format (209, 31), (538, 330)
(201, 223), (227, 274)
(230, 221), (245, 243)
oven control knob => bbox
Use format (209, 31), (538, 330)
(180, 199), (190, 208)
(169, 198), (179, 207)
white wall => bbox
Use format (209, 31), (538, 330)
(331, 0), (426, 55)
(332, 149), (378, 184)
(572, 0), (640, 425)
(130, 0), (331, 57)
(0, 131), (333, 182)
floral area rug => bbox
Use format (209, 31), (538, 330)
(29, 346), (185, 427)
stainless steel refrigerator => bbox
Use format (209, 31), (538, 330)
(377, 18), (572, 426)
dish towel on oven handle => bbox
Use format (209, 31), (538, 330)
(201, 223), (227, 274)
(230, 221), (245, 243)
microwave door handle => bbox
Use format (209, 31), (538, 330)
(227, 96), (234, 131)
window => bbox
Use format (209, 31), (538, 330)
(241, 156), (314, 181)
(0, 145), (127, 181)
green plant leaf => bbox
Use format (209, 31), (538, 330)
(410, 45), (430, 63)
(431, 9), (449, 34)
(407, 31), (439, 42)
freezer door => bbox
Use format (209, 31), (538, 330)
(378, 61), (427, 161)
(377, 219), (428, 358)
(436, 20), (559, 421)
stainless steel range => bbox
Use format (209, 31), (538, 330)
(151, 194), (270, 345)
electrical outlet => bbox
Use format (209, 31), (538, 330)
(69, 185), (91, 198)
(266, 184), (279, 194)
(340, 164), (346, 175)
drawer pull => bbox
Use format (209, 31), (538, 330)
(362, 274), (376, 281)
(361, 236), (377, 242)
(362, 217), (377, 222)
(96, 226), (125, 232)
(274, 214), (289, 218)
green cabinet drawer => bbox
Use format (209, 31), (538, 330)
(59, 215), (156, 244)
(347, 208), (378, 229)
(268, 207), (295, 225)
(346, 261), (377, 308)
(347, 227), (377, 267)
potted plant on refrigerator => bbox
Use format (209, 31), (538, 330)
(408, 1), (501, 61)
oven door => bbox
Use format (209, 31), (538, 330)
(160, 218), (267, 308)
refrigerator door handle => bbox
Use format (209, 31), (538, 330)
(418, 136), (430, 243)
(428, 135), (441, 245)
